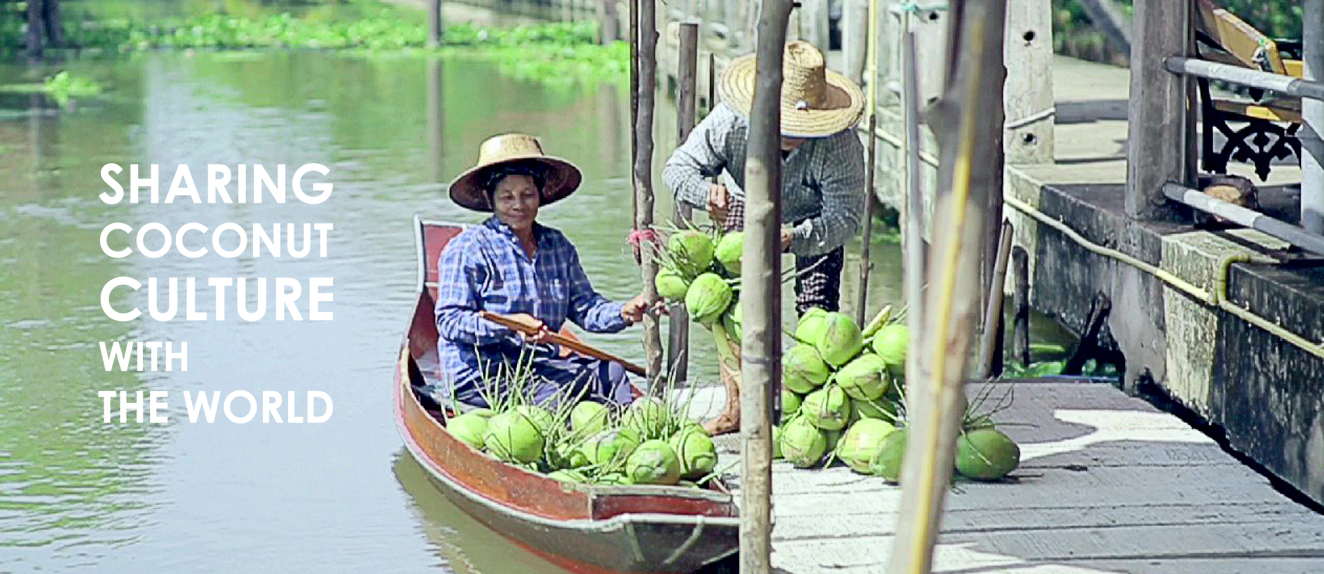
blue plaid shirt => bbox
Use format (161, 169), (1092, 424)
(434, 216), (628, 400)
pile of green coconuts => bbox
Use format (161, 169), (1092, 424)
(776, 307), (1023, 483)
(442, 381), (721, 488)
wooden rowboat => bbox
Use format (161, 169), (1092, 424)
(393, 216), (740, 574)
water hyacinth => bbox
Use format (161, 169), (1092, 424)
(782, 345), (830, 394)
(835, 353), (889, 401)
(779, 416), (828, 468)
(655, 268), (690, 301)
(955, 428), (1021, 481)
(685, 273), (733, 326)
(668, 428), (717, 480)
(815, 312), (864, 367)
(870, 428), (908, 482)
(626, 440), (682, 485)
(835, 418), (897, 474)
(445, 411), (490, 450)
(483, 411), (546, 464)
(714, 231), (744, 275)
(667, 230), (716, 277)
(871, 324), (909, 377)
(801, 384), (852, 431)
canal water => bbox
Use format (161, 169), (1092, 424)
(0, 48), (1071, 572)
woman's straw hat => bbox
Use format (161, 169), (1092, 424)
(718, 41), (865, 138)
(448, 133), (583, 212)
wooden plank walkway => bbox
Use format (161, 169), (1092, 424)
(685, 379), (1324, 573)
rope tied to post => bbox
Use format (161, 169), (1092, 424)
(627, 228), (659, 263)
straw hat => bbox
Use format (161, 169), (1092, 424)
(448, 133), (583, 212)
(718, 41), (865, 138)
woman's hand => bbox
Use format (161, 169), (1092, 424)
(621, 293), (666, 324)
(505, 313), (552, 344)
(707, 183), (730, 223)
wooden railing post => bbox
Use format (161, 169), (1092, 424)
(1003, 0), (1055, 164)
(1303, 0), (1324, 234)
(428, 0), (443, 48)
(1125, 0), (1190, 220)
(668, 21), (699, 383)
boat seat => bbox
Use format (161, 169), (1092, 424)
(1193, 0), (1303, 181)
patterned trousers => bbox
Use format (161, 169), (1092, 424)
(722, 197), (844, 317)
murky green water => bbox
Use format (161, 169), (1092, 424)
(0, 45), (1070, 572)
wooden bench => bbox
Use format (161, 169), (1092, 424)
(1193, 0), (1303, 181)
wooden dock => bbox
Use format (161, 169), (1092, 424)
(688, 378), (1324, 573)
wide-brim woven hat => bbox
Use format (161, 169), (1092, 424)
(718, 41), (865, 138)
(448, 133), (583, 212)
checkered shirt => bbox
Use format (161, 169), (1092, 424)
(433, 216), (627, 389)
(662, 102), (868, 256)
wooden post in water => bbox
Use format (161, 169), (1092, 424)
(428, 0), (444, 48)
(633, 0), (665, 391)
(976, 221), (1013, 378)
(1125, 0), (1188, 221)
(668, 21), (699, 383)
(599, 0), (620, 43)
(1011, 246), (1030, 367)
(902, 29), (926, 334)
(740, 1), (794, 572)
(888, 1), (1007, 573)
(854, 0), (880, 326)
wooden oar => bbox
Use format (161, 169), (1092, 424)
(480, 311), (647, 377)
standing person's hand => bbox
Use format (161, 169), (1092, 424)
(707, 183), (730, 223)
(780, 227), (794, 253)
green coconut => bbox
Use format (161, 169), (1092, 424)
(815, 312), (864, 367)
(626, 439), (682, 485)
(722, 300), (743, 341)
(483, 411), (546, 464)
(870, 428), (908, 482)
(781, 388), (803, 416)
(547, 469), (588, 483)
(570, 401), (610, 435)
(446, 412), (490, 450)
(955, 428), (1021, 481)
(853, 398), (898, 422)
(835, 353), (889, 401)
(835, 419), (897, 473)
(655, 268), (691, 301)
(668, 230), (716, 277)
(596, 472), (632, 485)
(685, 273), (733, 326)
(779, 416), (829, 468)
(801, 384), (853, 431)
(580, 427), (643, 467)
(794, 307), (829, 344)
(714, 231), (744, 275)
(871, 324), (909, 377)
(622, 397), (669, 438)
(514, 405), (556, 436)
(668, 428), (718, 480)
(782, 344), (831, 394)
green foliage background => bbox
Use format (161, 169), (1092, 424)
(1053, 0), (1305, 64)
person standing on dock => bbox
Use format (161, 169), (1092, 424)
(663, 41), (867, 434)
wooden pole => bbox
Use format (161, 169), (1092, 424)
(1303, 0), (1324, 234)
(668, 21), (699, 383)
(1003, 0), (1055, 164)
(428, 0), (443, 48)
(854, 0), (880, 326)
(27, 0), (46, 57)
(426, 58), (445, 184)
(740, 1), (794, 572)
(888, 1), (1007, 573)
(976, 221), (1013, 378)
(599, 0), (620, 43)
(1011, 246), (1030, 367)
(1125, 0), (1188, 221)
(633, 0), (665, 391)
(902, 29), (925, 333)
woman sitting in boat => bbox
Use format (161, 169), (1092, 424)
(433, 133), (655, 410)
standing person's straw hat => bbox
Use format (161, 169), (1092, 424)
(718, 41), (865, 138)
(448, 133), (583, 212)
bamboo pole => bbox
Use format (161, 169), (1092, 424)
(668, 21), (699, 383)
(854, 0), (880, 326)
(976, 221), (1013, 378)
(888, 1), (1007, 573)
(428, 0), (443, 47)
(740, 1), (795, 572)
(902, 29), (925, 335)
(633, 0), (665, 391)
